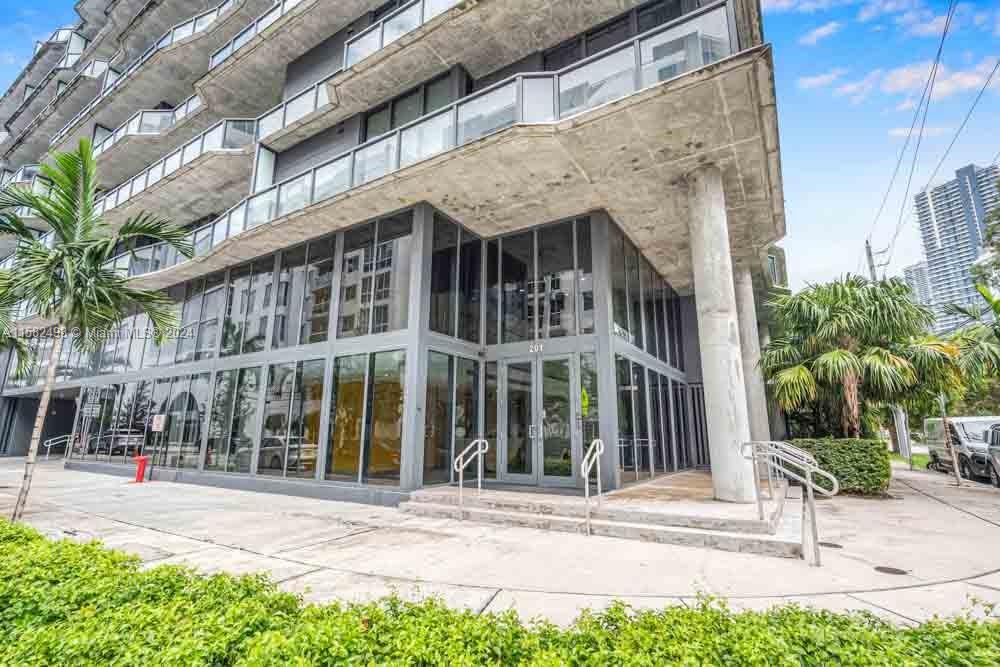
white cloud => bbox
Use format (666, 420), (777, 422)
(798, 67), (848, 89)
(888, 126), (952, 138)
(858, 0), (919, 22)
(799, 20), (843, 45)
(834, 70), (883, 103)
(762, 0), (854, 13)
(879, 58), (1000, 99)
(895, 98), (916, 110)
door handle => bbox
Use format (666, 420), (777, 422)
(528, 424), (537, 439)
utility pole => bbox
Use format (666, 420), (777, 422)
(865, 240), (878, 281)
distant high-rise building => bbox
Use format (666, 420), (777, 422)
(915, 163), (999, 333)
(902, 261), (933, 307)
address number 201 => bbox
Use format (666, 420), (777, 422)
(529, 343), (544, 354)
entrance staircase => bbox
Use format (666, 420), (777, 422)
(401, 479), (805, 559)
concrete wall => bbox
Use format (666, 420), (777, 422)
(472, 53), (544, 91)
(283, 16), (373, 98)
(273, 117), (362, 182)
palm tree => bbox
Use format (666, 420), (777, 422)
(0, 139), (191, 521)
(947, 285), (1000, 378)
(0, 283), (32, 387)
(760, 275), (952, 438)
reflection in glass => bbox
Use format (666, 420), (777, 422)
(639, 8), (731, 87)
(327, 354), (366, 481)
(576, 219), (594, 334)
(242, 258), (274, 354)
(338, 225), (374, 339)
(648, 371), (663, 472)
(291, 360), (324, 479)
(505, 362), (532, 475)
(272, 246), (306, 349)
(260, 362), (296, 476)
(372, 214), (413, 334)
(559, 47), (635, 119)
(642, 258), (658, 358)
(615, 356), (635, 476)
(660, 374), (674, 471)
(222, 264), (251, 356)
(301, 238), (334, 344)
(501, 232), (534, 343)
(423, 351), (453, 484)
(483, 361), (498, 476)
(537, 222), (576, 338)
(542, 359), (572, 477)
(485, 240), (499, 345)
(364, 350), (405, 484)
(625, 239), (643, 349)
(179, 373), (209, 469)
(580, 352), (600, 447)
(457, 82), (516, 144)
(633, 362), (650, 477)
(429, 216), (457, 336)
(227, 366), (261, 474)
(206, 371), (236, 471)
(457, 230), (481, 343)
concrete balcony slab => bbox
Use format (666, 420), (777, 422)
(95, 108), (219, 190)
(133, 47), (783, 293)
(79, 0), (151, 63)
(263, 0), (651, 152)
(119, 0), (224, 62)
(197, 0), (386, 118)
(50, 0), (276, 157)
(5, 67), (78, 139)
(2, 71), (105, 169)
(99, 149), (254, 231)
(0, 42), (70, 126)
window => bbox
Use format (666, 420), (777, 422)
(424, 351), (454, 484)
(362, 74), (456, 141)
(344, 285), (357, 302)
(272, 246), (306, 350)
(301, 238), (335, 344)
(259, 360), (324, 478)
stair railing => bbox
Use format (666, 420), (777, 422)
(453, 439), (489, 519)
(742, 440), (840, 566)
(581, 438), (605, 536)
(43, 434), (72, 460)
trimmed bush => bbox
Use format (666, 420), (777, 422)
(792, 438), (892, 495)
(3, 520), (998, 665)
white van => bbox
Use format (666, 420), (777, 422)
(924, 416), (999, 480)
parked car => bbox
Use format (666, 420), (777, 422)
(986, 424), (1000, 487)
(924, 416), (999, 481)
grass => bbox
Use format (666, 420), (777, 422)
(891, 452), (931, 469)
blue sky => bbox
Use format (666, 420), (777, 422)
(1, 0), (997, 289)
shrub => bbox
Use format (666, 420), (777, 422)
(792, 438), (892, 495)
(3, 520), (998, 665)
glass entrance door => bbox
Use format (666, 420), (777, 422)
(500, 355), (580, 486)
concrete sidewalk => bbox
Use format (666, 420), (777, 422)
(1, 458), (998, 626)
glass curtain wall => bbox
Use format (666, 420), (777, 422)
(429, 214), (482, 343)
(423, 351), (480, 485)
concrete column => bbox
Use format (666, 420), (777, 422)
(734, 264), (771, 443)
(686, 164), (755, 503)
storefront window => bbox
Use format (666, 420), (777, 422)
(327, 354), (366, 481)
(222, 264), (252, 356)
(301, 238), (335, 344)
(577, 219), (594, 334)
(242, 259), (274, 354)
(272, 247), (306, 350)
(423, 351), (453, 484)
(537, 221), (575, 338)
(610, 226), (629, 341)
(429, 216), (457, 336)
(259, 360), (324, 478)
(457, 231), (481, 343)
(228, 366), (261, 473)
(205, 369), (237, 471)
(364, 350), (405, 484)
(501, 231), (534, 343)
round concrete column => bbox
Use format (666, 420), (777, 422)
(734, 264), (771, 443)
(686, 164), (756, 503)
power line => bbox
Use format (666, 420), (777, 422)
(884, 56), (999, 267)
(859, 0), (957, 271)
(877, 1), (958, 272)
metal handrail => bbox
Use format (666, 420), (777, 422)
(43, 434), (71, 460)
(581, 438), (604, 536)
(453, 438), (488, 519)
(742, 440), (840, 566)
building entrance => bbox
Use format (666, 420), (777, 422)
(498, 354), (582, 487)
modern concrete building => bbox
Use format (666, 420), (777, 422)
(914, 163), (999, 333)
(0, 0), (786, 507)
(902, 261), (932, 308)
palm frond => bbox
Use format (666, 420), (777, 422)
(810, 349), (861, 385)
(771, 364), (818, 411)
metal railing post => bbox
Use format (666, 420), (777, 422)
(581, 439), (605, 536)
(807, 468), (820, 567)
(453, 439), (489, 521)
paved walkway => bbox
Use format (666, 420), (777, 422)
(1, 458), (998, 626)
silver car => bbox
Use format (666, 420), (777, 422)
(924, 416), (999, 481)
(987, 424), (1000, 487)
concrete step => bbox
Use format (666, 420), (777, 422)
(399, 495), (803, 559)
(408, 483), (788, 535)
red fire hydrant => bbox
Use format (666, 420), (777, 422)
(133, 455), (149, 483)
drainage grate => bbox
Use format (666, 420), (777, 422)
(874, 566), (908, 575)
(818, 541), (843, 549)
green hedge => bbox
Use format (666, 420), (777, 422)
(792, 438), (892, 495)
(3, 520), (999, 665)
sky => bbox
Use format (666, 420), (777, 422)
(0, 0), (998, 290)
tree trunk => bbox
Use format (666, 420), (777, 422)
(11, 331), (63, 522)
(843, 372), (861, 438)
(939, 396), (962, 487)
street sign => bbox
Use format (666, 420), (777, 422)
(150, 414), (167, 432)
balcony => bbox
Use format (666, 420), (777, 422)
(93, 119), (256, 230)
(196, 0), (386, 118)
(111, 6), (784, 294)
(1, 61), (113, 169)
(93, 96), (217, 189)
(0, 28), (86, 127)
(255, 0), (667, 152)
(49, 0), (276, 156)
(4, 46), (90, 138)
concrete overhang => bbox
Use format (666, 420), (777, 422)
(95, 107), (219, 189)
(0, 42), (71, 126)
(196, 0), (386, 117)
(98, 148), (254, 230)
(5, 67), (78, 138)
(262, 0), (655, 152)
(2, 71), (105, 169)
(133, 46), (785, 293)
(75, 0), (112, 34)
(118, 0), (222, 62)
(50, 0), (276, 156)
(77, 0), (150, 63)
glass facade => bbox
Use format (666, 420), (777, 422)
(44, 207), (700, 495)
